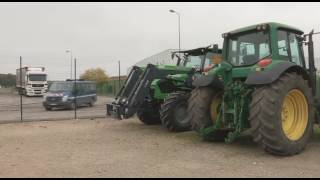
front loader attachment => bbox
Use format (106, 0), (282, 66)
(106, 63), (190, 120)
(106, 65), (144, 119)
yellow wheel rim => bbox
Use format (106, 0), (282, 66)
(281, 89), (308, 141)
(210, 93), (222, 123)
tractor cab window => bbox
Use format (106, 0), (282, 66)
(277, 30), (290, 58)
(277, 30), (303, 66)
(203, 52), (216, 67)
(289, 33), (303, 66)
(184, 55), (203, 69)
(227, 30), (270, 66)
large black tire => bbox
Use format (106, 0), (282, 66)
(137, 102), (161, 125)
(188, 87), (229, 141)
(160, 92), (191, 132)
(249, 72), (314, 156)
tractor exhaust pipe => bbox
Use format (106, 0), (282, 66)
(307, 30), (317, 95)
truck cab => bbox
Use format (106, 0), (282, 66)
(25, 70), (48, 96)
(16, 67), (48, 96)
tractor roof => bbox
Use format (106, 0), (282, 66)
(225, 22), (304, 35)
(173, 46), (222, 56)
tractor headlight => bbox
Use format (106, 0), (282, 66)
(62, 95), (69, 102)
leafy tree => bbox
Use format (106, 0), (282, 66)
(80, 68), (108, 85)
(0, 74), (16, 87)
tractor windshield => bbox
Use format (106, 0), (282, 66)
(183, 52), (215, 69)
(227, 30), (270, 66)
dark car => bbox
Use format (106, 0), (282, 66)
(43, 80), (97, 110)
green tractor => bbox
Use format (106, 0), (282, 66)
(107, 45), (222, 132)
(188, 22), (319, 156)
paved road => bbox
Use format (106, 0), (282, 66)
(0, 92), (113, 122)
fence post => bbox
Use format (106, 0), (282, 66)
(74, 58), (77, 119)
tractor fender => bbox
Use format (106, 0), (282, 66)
(245, 62), (310, 85)
(192, 74), (224, 89)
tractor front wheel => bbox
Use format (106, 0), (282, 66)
(137, 102), (161, 125)
(160, 92), (191, 132)
(249, 72), (314, 156)
(188, 87), (228, 141)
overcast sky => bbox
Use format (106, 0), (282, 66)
(1, 2), (320, 80)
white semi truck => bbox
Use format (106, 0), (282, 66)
(16, 67), (48, 96)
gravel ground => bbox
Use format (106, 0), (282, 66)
(0, 118), (320, 178)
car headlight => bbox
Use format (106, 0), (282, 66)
(62, 95), (69, 102)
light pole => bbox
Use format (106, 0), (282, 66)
(66, 50), (73, 79)
(169, 9), (181, 55)
(118, 60), (121, 90)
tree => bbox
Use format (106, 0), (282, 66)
(80, 68), (108, 85)
(0, 73), (16, 87)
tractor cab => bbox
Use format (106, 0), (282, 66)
(172, 44), (222, 72)
(214, 23), (309, 82)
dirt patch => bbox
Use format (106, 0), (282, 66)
(0, 118), (320, 177)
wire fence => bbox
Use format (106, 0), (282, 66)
(0, 87), (117, 124)
(0, 57), (126, 124)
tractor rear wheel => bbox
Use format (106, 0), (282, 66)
(249, 72), (314, 156)
(188, 87), (228, 141)
(137, 102), (161, 125)
(160, 92), (191, 132)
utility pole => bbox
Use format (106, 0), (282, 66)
(66, 50), (73, 79)
(169, 9), (181, 57)
(118, 60), (121, 91)
(20, 56), (23, 122)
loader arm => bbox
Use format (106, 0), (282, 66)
(106, 63), (192, 119)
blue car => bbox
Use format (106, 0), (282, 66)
(43, 80), (97, 111)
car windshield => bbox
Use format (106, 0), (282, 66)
(49, 82), (73, 92)
(227, 30), (270, 66)
(28, 74), (47, 81)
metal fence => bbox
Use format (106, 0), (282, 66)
(0, 57), (125, 124)
(96, 79), (126, 97)
(0, 87), (116, 124)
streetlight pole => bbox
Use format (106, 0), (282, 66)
(118, 60), (121, 90)
(66, 50), (73, 80)
(169, 9), (181, 56)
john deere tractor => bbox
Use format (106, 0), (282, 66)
(188, 22), (319, 156)
(107, 45), (222, 132)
